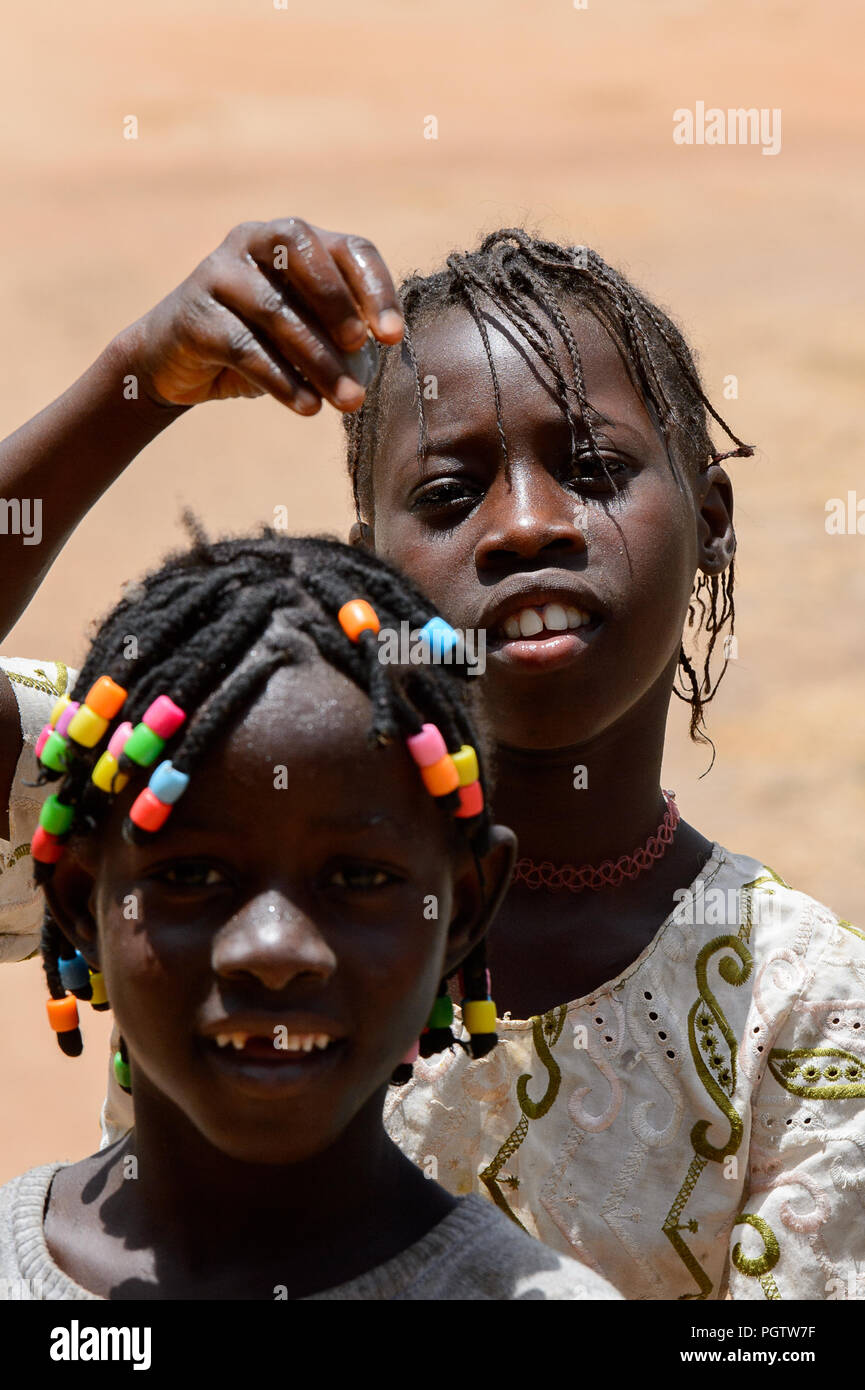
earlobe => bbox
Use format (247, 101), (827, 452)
(348, 520), (374, 551)
(443, 822), (517, 974)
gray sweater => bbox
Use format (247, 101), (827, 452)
(0, 1163), (621, 1301)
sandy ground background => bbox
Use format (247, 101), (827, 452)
(0, 0), (862, 1183)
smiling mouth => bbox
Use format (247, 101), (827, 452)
(206, 1032), (344, 1063)
(498, 602), (592, 641)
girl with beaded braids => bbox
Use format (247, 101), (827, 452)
(0, 523), (621, 1300)
(2, 217), (864, 1301)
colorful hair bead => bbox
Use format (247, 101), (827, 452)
(58, 951), (91, 995)
(462, 999), (497, 1035)
(39, 794), (74, 837)
(123, 723), (166, 768)
(419, 616), (459, 659)
(426, 994), (454, 1030)
(148, 761), (189, 805)
(142, 695), (186, 740)
(406, 723), (448, 768)
(66, 704), (109, 748)
(129, 787), (173, 832)
(454, 781), (484, 818)
(34, 723), (53, 760)
(421, 754), (460, 798)
(338, 598), (380, 643)
(39, 731), (71, 773)
(107, 721), (134, 760)
(113, 1048), (132, 1093)
(31, 825), (65, 863)
(89, 970), (109, 1010)
(451, 745), (479, 786)
(83, 676), (127, 720)
(54, 702), (80, 739)
(46, 994), (79, 1033)
(91, 751), (130, 795)
(48, 694), (72, 728)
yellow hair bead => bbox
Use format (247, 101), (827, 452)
(91, 751), (130, 794)
(49, 694), (72, 728)
(463, 999), (497, 1034)
(89, 971), (108, 1007)
(451, 745), (479, 787)
(67, 705), (109, 748)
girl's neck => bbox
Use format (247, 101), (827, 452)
(492, 684), (669, 868)
(58, 1086), (453, 1299)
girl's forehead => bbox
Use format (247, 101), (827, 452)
(377, 300), (661, 458)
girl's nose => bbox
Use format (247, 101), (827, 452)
(212, 893), (337, 993)
(475, 466), (587, 569)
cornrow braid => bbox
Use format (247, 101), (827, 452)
(344, 228), (754, 752)
(34, 525), (499, 1079)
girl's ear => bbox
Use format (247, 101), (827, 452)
(42, 851), (102, 971)
(442, 822), (516, 976)
(696, 463), (736, 574)
(348, 520), (374, 551)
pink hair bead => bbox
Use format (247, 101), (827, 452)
(34, 723), (53, 759)
(406, 723), (447, 768)
(55, 702), (80, 739)
(400, 1040), (419, 1065)
(142, 695), (186, 740)
(107, 721), (134, 760)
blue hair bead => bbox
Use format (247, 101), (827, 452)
(148, 760), (190, 806)
(419, 616), (459, 659)
(59, 950), (91, 994)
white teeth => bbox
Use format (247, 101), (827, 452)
(301, 1036), (315, 1052)
(518, 608), (544, 637)
(544, 603), (568, 631)
(504, 603), (591, 639)
(230, 1034), (248, 1050)
(314, 1034), (331, 1050)
(215, 1034), (231, 1048)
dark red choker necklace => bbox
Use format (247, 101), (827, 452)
(512, 789), (680, 893)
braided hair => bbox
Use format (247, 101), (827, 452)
(35, 523), (497, 1077)
(344, 228), (754, 758)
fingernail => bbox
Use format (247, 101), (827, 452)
(294, 390), (320, 415)
(337, 317), (367, 350)
(333, 375), (366, 408)
(345, 338), (380, 387)
(377, 309), (404, 338)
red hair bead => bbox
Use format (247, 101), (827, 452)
(31, 826), (65, 863)
(454, 780), (484, 818)
(129, 787), (173, 832)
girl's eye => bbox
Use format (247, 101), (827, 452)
(328, 865), (397, 890)
(153, 862), (226, 889)
(564, 454), (630, 492)
(411, 477), (483, 515)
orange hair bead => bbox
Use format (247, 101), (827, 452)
(421, 754), (460, 797)
(337, 599), (380, 643)
(46, 995), (79, 1033)
(84, 675), (128, 720)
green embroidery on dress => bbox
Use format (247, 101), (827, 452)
(663, 933), (752, 1298)
(479, 1004), (567, 1229)
(732, 1212), (781, 1291)
(768, 1047), (865, 1099)
(839, 919), (865, 943)
(516, 1007), (566, 1119)
(5, 662), (68, 700)
(689, 937), (751, 1162)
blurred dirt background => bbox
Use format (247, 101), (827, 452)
(0, 0), (862, 1182)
